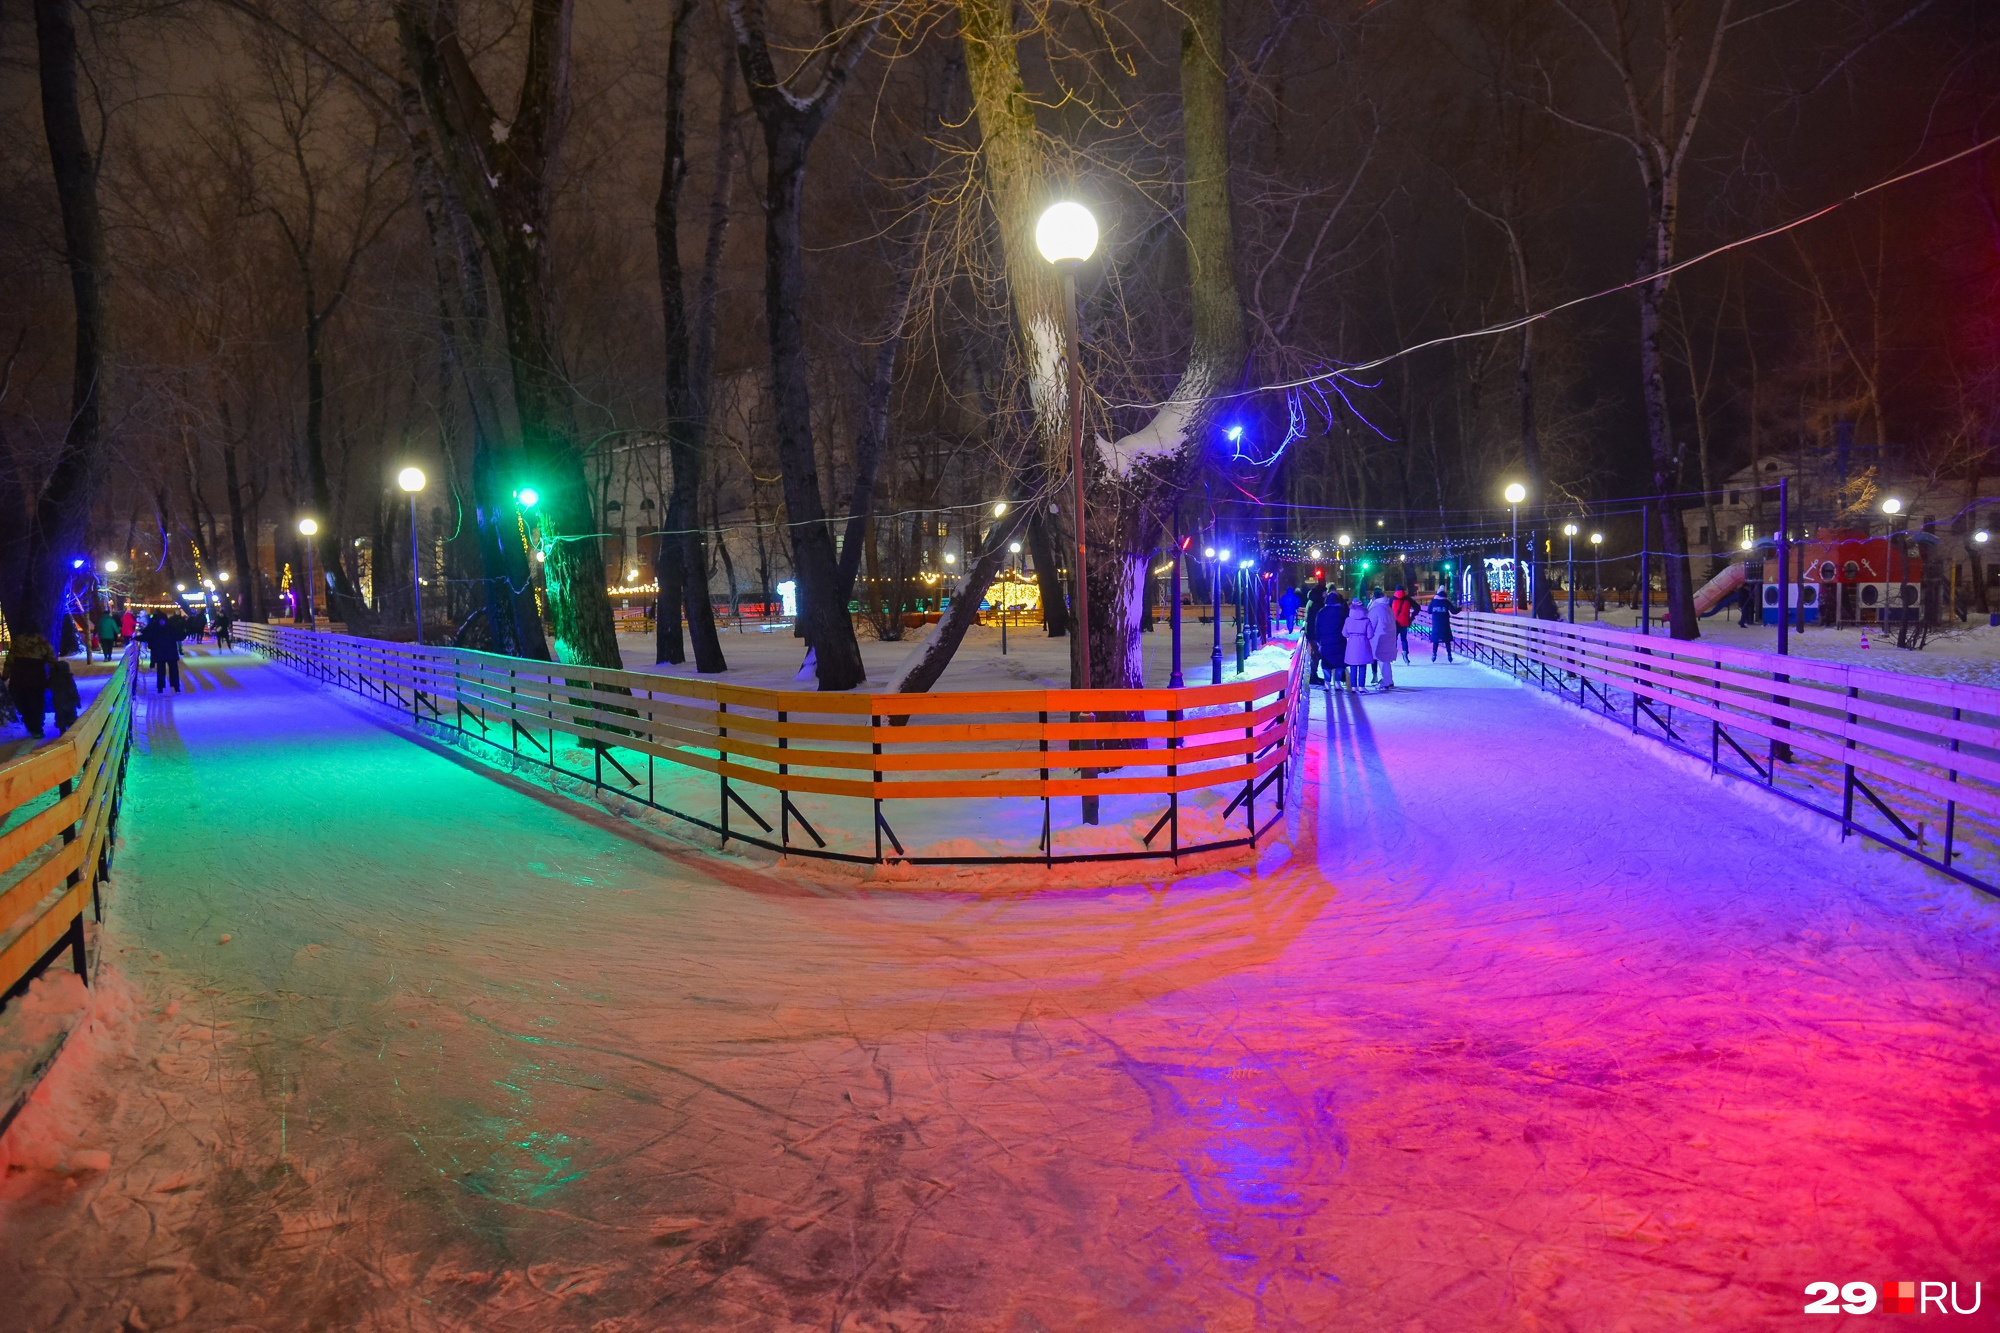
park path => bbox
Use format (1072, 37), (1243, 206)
(2, 643), (1996, 1331)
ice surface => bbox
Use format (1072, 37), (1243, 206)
(2, 643), (1996, 1330)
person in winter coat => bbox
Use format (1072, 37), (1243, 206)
(48, 657), (80, 732)
(141, 612), (184, 693)
(1428, 589), (1458, 662)
(1316, 591), (1348, 687)
(1303, 587), (1326, 683)
(119, 608), (137, 642)
(1390, 587), (1416, 662)
(1280, 585), (1301, 632)
(1368, 591), (1398, 689)
(1341, 591), (1376, 688)
(4, 634), (54, 738)
(96, 609), (121, 660)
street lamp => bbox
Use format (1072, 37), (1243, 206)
(1038, 199), (1099, 823)
(102, 559), (119, 574)
(1503, 482), (1527, 613)
(399, 466), (427, 644)
(1590, 532), (1604, 618)
(1235, 557), (1257, 672)
(1562, 522), (1579, 623)
(1210, 545), (1230, 685)
(1002, 540), (1024, 655)
(1881, 496), (1903, 515)
(298, 517), (319, 626)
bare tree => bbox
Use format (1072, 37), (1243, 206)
(1, 0), (106, 643)
(1541, 0), (1759, 639)
(951, 0), (1244, 690)
(727, 0), (882, 690)
(240, 38), (406, 625)
(653, 0), (731, 671)
(394, 0), (624, 667)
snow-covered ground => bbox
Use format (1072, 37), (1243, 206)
(2, 645), (1996, 1329)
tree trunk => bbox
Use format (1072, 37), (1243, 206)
(406, 90), (550, 660)
(957, 0), (1243, 689)
(5, 0), (105, 644)
(889, 503), (1032, 693)
(490, 254), (618, 665)
(1026, 511), (1068, 636)
(1639, 274), (1698, 637)
(654, 0), (728, 671)
(394, 0), (620, 667)
(728, 0), (877, 690)
(222, 443), (258, 621)
(835, 258), (915, 605)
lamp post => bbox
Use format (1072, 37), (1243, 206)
(1037, 200), (1099, 824)
(399, 466), (427, 644)
(1235, 558), (1252, 674)
(1562, 522), (1578, 623)
(1169, 515), (1185, 689)
(1037, 200), (1097, 694)
(1590, 532), (1604, 618)
(1004, 540), (1022, 654)
(1205, 544), (1228, 684)
(297, 517), (319, 627)
(1503, 482), (1527, 614)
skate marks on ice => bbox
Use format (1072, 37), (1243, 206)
(5, 651), (1999, 1329)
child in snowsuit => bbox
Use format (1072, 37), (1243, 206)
(48, 658), (80, 732)
(4, 635), (54, 738)
(1342, 594), (1375, 689)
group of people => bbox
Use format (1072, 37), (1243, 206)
(3, 604), (236, 740)
(123, 606), (233, 693)
(1293, 583), (1458, 692)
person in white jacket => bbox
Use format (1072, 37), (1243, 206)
(1368, 591), (1398, 690)
(1341, 593), (1375, 689)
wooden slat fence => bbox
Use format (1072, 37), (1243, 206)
(1, 644), (136, 1007)
(239, 625), (1307, 865)
(1440, 609), (2000, 895)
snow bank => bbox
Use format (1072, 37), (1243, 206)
(0, 951), (140, 1177)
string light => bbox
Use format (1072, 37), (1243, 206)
(1113, 130), (2000, 413)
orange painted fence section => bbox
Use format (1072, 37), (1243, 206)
(1, 645), (135, 1006)
(239, 625), (1308, 864)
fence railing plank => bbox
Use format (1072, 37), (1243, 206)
(240, 624), (1306, 865)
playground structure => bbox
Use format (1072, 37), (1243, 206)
(235, 623), (1307, 866)
(1439, 608), (2000, 894)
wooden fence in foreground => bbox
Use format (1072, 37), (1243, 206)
(1, 646), (135, 1007)
(239, 625), (1306, 865)
(1441, 609), (2000, 896)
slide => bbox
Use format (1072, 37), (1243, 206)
(1693, 560), (1747, 617)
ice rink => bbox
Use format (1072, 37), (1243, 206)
(3, 641), (1996, 1330)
